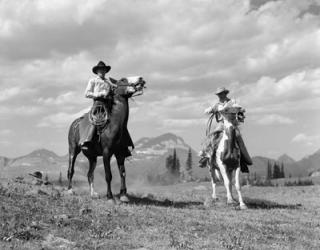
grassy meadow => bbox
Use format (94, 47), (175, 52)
(0, 178), (320, 250)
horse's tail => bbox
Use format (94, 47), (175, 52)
(68, 117), (81, 150)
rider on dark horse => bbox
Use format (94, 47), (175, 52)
(199, 87), (251, 172)
(80, 61), (118, 150)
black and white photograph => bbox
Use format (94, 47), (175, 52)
(0, 0), (320, 249)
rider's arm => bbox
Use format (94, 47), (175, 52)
(204, 103), (218, 114)
(109, 82), (118, 89)
(85, 79), (97, 99)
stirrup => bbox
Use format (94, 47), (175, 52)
(81, 141), (91, 150)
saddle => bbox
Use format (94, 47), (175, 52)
(202, 129), (251, 173)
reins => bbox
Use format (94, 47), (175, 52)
(206, 113), (215, 136)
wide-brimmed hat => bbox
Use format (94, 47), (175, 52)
(215, 87), (229, 95)
(29, 171), (43, 179)
(92, 61), (111, 74)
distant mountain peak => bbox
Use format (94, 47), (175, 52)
(134, 133), (191, 157)
(26, 149), (59, 159)
(277, 154), (295, 164)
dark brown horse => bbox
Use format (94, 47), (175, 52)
(67, 77), (145, 203)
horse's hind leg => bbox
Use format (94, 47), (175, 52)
(103, 149), (114, 202)
(67, 146), (80, 192)
(87, 156), (98, 198)
(235, 167), (247, 209)
(115, 152), (129, 203)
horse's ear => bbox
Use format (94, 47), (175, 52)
(119, 78), (128, 83)
(109, 77), (118, 84)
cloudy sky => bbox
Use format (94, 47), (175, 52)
(0, 0), (320, 160)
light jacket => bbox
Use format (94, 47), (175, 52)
(85, 76), (117, 99)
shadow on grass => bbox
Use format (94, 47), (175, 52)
(126, 194), (204, 209)
(122, 195), (302, 210)
(245, 198), (302, 210)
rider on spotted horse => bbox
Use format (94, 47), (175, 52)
(80, 61), (134, 157)
(198, 87), (252, 172)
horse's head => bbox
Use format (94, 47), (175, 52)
(219, 102), (245, 127)
(113, 76), (146, 98)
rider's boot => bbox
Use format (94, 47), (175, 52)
(198, 155), (209, 168)
(81, 125), (96, 150)
(198, 149), (210, 168)
(123, 148), (132, 158)
(240, 155), (249, 173)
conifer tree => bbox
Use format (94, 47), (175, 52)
(165, 148), (180, 178)
(273, 162), (281, 179)
(266, 160), (272, 180)
(58, 171), (63, 185)
(184, 147), (193, 181)
(280, 162), (285, 178)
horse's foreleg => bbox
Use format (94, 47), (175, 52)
(209, 165), (218, 200)
(103, 150), (113, 200)
(67, 146), (80, 191)
(227, 170), (236, 202)
(87, 157), (98, 198)
(115, 153), (129, 203)
(235, 167), (247, 209)
(219, 164), (234, 204)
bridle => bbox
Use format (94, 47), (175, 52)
(117, 80), (146, 97)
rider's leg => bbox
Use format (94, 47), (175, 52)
(235, 128), (252, 165)
(81, 125), (96, 149)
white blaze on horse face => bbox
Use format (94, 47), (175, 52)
(126, 86), (135, 94)
(126, 76), (142, 84)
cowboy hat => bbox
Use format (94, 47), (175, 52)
(92, 61), (111, 74)
(215, 87), (229, 95)
(29, 171), (43, 179)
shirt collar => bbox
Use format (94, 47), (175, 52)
(95, 75), (107, 81)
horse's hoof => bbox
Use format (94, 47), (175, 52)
(120, 195), (130, 203)
(240, 204), (248, 210)
(227, 200), (238, 206)
(212, 197), (219, 202)
(67, 189), (75, 195)
(106, 198), (116, 205)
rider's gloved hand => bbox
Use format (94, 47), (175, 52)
(204, 107), (212, 114)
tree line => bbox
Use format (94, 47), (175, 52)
(147, 147), (194, 185)
(266, 160), (285, 180)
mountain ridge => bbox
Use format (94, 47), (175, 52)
(0, 134), (319, 181)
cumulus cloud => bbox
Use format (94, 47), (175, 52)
(0, 105), (44, 116)
(292, 133), (320, 146)
(234, 68), (320, 114)
(0, 129), (13, 136)
(0, 0), (319, 157)
(37, 108), (90, 128)
(255, 114), (295, 125)
(37, 91), (86, 106)
(161, 118), (207, 129)
(0, 87), (21, 102)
